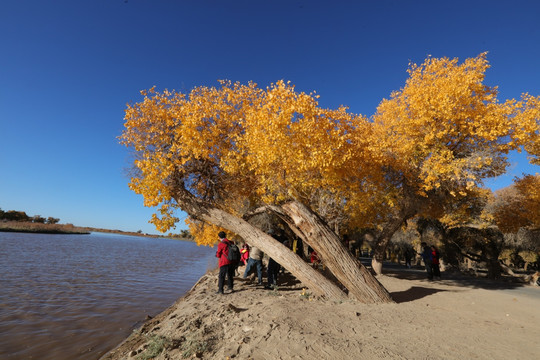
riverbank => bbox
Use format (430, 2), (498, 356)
(100, 266), (539, 360)
(0, 221), (90, 234)
(80, 227), (195, 241)
(0, 221), (194, 240)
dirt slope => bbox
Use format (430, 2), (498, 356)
(100, 267), (540, 360)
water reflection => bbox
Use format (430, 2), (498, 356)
(0, 232), (215, 359)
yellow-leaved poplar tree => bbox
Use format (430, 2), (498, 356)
(353, 53), (540, 274)
(120, 80), (391, 303)
(491, 174), (540, 232)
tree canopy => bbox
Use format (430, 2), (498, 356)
(336, 54), (540, 272)
(364, 54), (537, 215)
(489, 174), (540, 233)
(121, 80), (371, 242)
(120, 53), (540, 282)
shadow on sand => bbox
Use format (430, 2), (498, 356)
(383, 267), (528, 291)
(356, 257), (537, 302)
(390, 286), (449, 303)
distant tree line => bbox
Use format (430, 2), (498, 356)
(165, 229), (193, 239)
(0, 208), (60, 225)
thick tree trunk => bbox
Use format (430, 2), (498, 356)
(483, 228), (504, 279)
(485, 243), (503, 279)
(486, 258), (502, 279)
(173, 191), (347, 300)
(280, 201), (393, 303)
(372, 216), (406, 275)
(372, 199), (420, 275)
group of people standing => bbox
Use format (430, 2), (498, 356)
(215, 230), (285, 294)
(216, 230), (443, 294)
(420, 242), (441, 280)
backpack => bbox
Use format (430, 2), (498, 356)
(227, 242), (241, 263)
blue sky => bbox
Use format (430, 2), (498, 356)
(1, 0), (539, 235)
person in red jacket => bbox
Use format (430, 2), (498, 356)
(216, 231), (235, 294)
(240, 243), (250, 266)
(310, 248), (320, 269)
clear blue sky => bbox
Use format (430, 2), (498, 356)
(1, 0), (539, 235)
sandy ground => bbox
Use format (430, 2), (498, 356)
(100, 264), (540, 360)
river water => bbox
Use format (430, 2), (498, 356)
(0, 232), (216, 360)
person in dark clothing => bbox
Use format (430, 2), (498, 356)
(294, 237), (304, 259)
(404, 247), (413, 269)
(420, 242), (433, 280)
(266, 257), (280, 288)
(215, 231), (236, 294)
(265, 229), (283, 288)
(431, 245), (441, 280)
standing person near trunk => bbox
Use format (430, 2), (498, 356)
(265, 229), (282, 289)
(216, 231), (236, 294)
(431, 245), (441, 280)
(240, 243), (250, 266)
(420, 242), (433, 280)
(243, 246), (264, 285)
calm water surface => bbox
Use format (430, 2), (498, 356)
(0, 232), (215, 360)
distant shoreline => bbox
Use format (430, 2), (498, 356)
(0, 228), (89, 235)
(0, 221), (90, 234)
(0, 221), (192, 240)
(79, 227), (193, 241)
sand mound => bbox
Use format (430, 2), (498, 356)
(100, 267), (539, 360)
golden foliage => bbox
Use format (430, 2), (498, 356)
(487, 174), (539, 233)
(490, 186), (528, 233)
(371, 53), (520, 194)
(119, 54), (540, 235)
(346, 53), (540, 234)
(120, 80), (368, 232)
(515, 95), (540, 165)
(513, 174), (540, 227)
(186, 218), (230, 247)
(437, 188), (492, 228)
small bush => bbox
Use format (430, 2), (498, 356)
(299, 288), (313, 300)
(138, 335), (169, 360)
(181, 333), (208, 358)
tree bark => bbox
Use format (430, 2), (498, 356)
(172, 189), (347, 301)
(372, 216), (406, 275)
(485, 231), (503, 279)
(279, 201), (393, 303)
(371, 200), (418, 275)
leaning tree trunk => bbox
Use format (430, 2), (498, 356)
(279, 201), (393, 303)
(173, 191), (347, 301)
